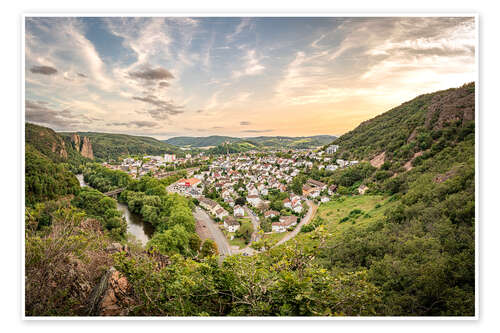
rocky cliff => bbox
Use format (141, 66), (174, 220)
(71, 133), (81, 152)
(71, 133), (94, 160)
(81, 136), (94, 159)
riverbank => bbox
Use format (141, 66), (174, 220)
(76, 174), (153, 246)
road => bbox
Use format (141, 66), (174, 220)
(273, 200), (318, 247)
(193, 207), (232, 257)
(243, 205), (261, 243)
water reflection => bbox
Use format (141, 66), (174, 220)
(116, 203), (154, 246)
(76, 174), (153, 246)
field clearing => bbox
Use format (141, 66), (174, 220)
(308, 195), (393, 237)
(226, 232), (247, 248)
(262, 231), (289, 247)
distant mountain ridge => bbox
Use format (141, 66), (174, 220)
(164, 135), (337, 149)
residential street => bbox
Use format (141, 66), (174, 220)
(273, 200), (318, 247)
(193, 207), (232, 257)
(243, 205), (261, 243)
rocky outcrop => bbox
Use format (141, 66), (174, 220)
(71, 133), (94, 159)
(425, 83), (475, 130)
(81, 136), (94, 159)
(85, 266), (134, 316)
(51, 139), (68, 159)
(71, 133), (81, 152)
(403, 151), (424, 171)
(370, 151), (385, 168)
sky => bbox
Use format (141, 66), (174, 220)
(25, 16), (476, 139)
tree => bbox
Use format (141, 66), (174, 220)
(235, 197), (246, 206)
(200, 239), (218, 257)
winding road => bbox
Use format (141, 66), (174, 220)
(193, 207), (232, 257)
(273, 200), (318, 247)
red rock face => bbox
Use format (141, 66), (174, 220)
(99, 268), (133, 316)
(80, 136), (94, 160)
(71, 133), (81, 152)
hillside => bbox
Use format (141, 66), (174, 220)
(164, 135), (337, 150)
(25, 123), (89, 168)
(326, 82), (474, 164)
(24, 83), (475, 316)
(59, 131), (182, 161)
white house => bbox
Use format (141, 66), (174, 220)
(247, 195), (262, 207)
(224, 217), (240, 233)
(216, 208), (229, 220)
(283, 198), (292, 209)
(326, 145), (339, 154)
(272, 215), (298, 232)
(233, 205), (245, 217)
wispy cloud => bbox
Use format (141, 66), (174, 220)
(25, 17), (475, 138)
(226, 18), (252, 42)
(242, 129), (274, 133)
(232, 49), (265, 78)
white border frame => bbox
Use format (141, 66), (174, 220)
(20, 12), (479, 321)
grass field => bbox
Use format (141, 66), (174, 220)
(228, 234), (247, 249)
(309, 195), (391, 237)
(262, 231), (289, 247)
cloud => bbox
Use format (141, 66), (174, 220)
(274, 17), (475, 106)
(232, 49), (265, 78)
(132, 95), (184, 120)
(226, 18), (252, 42)
(158, 81), (170, 88)
(30, 65), (58, 75)
(129, 65), (174, 81)
(240, 121), (251, 126)
(25, 100), (93, 129)
(77, 72), (87, 78)
(108, 120), (159, 128)
(242, 129), (274, 133)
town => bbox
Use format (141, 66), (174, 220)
(100, 144), (361, 253)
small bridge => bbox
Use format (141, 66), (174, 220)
(104, 188), (125, 198)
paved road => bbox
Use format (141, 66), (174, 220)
(193, 207), (232, 257)
(273, 200), (318, 247)
(243, 205), (261, 243)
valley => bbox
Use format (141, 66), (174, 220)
(24, 83), (475, 316)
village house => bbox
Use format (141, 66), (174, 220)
(264, 210), (279, 219)
(247, 195), (262, 207)
(326, 145), (339, 154)
(306, 179), (327, 191)
(328, 184), (338, 195)
(283, 198), (292, 209)
(216, 207), (229, 220)
(199, 197), (221, 215)
(233, 205), (245, 217)
(272, 215), (298, 233)
(223, 216), (240, 232)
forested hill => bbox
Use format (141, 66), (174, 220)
(164, 135), (337, 149)
(327, 82), (475, 163)
(59, 131), (182, 161)
(26, 123), (89, 168)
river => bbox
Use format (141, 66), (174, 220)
(76, 174), (153, 246)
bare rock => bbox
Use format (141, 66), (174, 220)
(370, 151), (385, 168)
